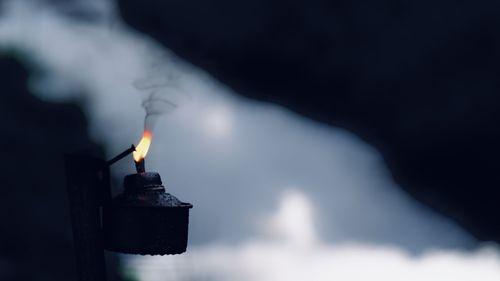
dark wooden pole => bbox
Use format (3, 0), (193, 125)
(65, 153), (107, 281)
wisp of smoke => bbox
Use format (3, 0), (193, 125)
(133, 52), (188, 132)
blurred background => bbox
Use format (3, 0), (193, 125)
(1, 0), (500, 280)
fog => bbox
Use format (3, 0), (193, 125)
(1, 0), (499, 280)
(127, 190), (500, 281)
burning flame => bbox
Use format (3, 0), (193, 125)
(133, 130), (152, 162)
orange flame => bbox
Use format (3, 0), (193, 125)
(133, 130), (152, 162)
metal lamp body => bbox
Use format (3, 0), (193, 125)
(103, 172), (192, 255)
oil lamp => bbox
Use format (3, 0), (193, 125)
(103, 171), (192, 255)
(65, 130), (192, 281)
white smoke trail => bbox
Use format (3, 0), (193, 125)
(133, 51), (189, 132)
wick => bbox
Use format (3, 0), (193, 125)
(135, 159), (145, 173)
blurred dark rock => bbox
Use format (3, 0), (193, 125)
(0, 55), (119, 281)
(118, 0), (500, 241)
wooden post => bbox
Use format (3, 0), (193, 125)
(65, 153), (107, 281)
